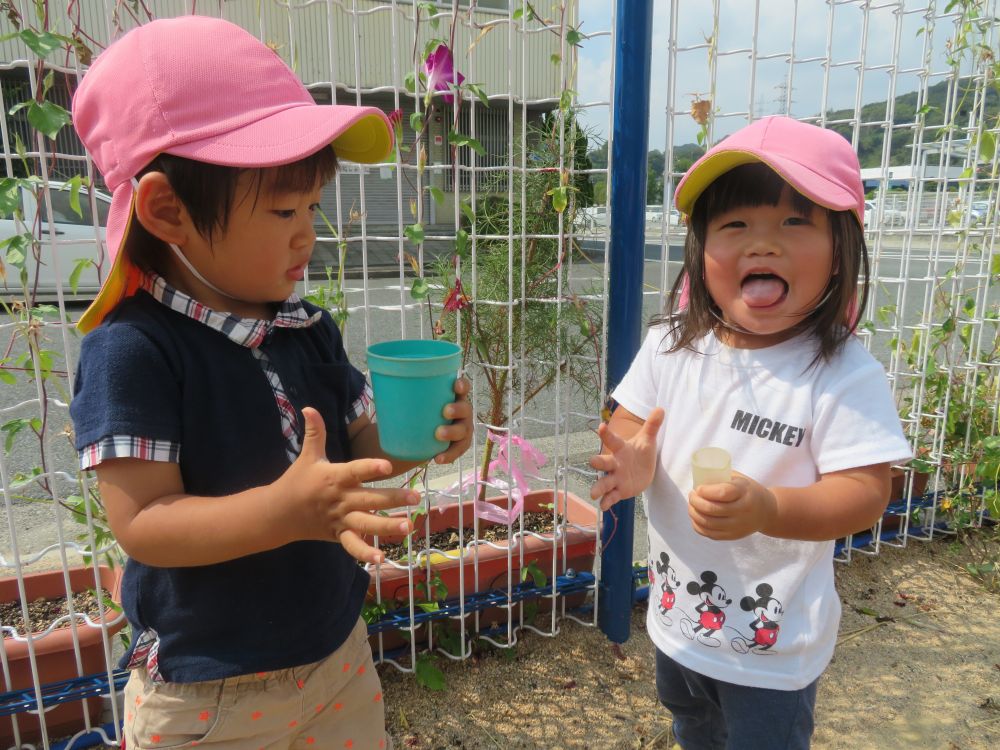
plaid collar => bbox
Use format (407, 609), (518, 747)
(140, 273), (321, 349)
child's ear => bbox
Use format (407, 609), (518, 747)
(133, 172), (189, 245)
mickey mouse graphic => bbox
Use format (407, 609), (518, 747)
(654, 552), (681, 625)
(679, 571), (731, 647)
(731, 583), (783, 655)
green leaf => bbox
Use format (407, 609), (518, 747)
(411, 277), (430, 300)
(414, 653), (446, 691)
(18, 29), (65, 59)
(0, 178), (21, 216)
(549, 185), (569, 213)
(559, 89), (574, 112)
(455, 228), (469, 259)
(2, 232), (31, 267)
(2, 417), (38, 452)
(991, 253), (1000, 277)
(448, 131), (486, 156)
(551, 53), (562, 65)
(566, 27), (584, 46)
(409, 111), (424, 132)
(0, 369), (15, 385)
(26, 100), (72, 140)
(69, 258), (90, 294)
(978, 130), (996, 162)
(465, 82), (490, 108)
(404, 223), (425, 244)
(404, 71), (417, 94)
(65, 174), (85, 218)
(427, 185), (445, 205)
(459, 199), (475, 225)
(521, 561), (548, 589)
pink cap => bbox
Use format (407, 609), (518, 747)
(674, 116), (865, 226)
(71, 16), (393, 332)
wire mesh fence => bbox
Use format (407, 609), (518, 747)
(0, 1), (996, 748)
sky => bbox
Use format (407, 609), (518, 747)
(575, 0), (965, 150)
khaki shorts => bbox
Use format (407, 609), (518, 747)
(123, 618), (389, 749)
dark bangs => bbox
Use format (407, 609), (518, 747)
(263, 146), (339, 196)
(687, 162), (816, 239)
(141, 146), (338, 241)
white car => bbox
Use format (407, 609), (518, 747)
(1, 180), (110, 300)
(970, 200), (993, 225)
(863, 199), (906, 228)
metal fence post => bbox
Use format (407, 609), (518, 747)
(598, 0), (654, 643)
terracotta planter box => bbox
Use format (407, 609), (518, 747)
(890, 467), (930, 502)
(366, 490), (597, 651)
(1, 565), (125, 746)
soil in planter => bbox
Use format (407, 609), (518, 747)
(0, 590), (108, 634)
(377, 511), (563, 563)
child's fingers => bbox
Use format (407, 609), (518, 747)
(588, 453), (618, 473)
(452, 376), (471, 398)
(641, 407), (666, 440)
(341, 509), (414, 540)
(590, 476), (608, 501)
(688, 492), (734, 518)
(338, 528), (389, 565)
(335, 457), (394, 485)
(599, 491), (622, 511)
(342, 488), (420, 513)
(597, 422), (626, 452)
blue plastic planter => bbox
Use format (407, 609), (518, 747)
(367, 339), (462, 461)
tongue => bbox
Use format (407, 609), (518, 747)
(742, 277), (785, 307)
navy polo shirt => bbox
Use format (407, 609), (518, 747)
(71, 290), (370, 682)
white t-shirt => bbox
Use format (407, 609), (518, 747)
(613, 326), (912, 690)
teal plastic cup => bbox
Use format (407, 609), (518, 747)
(367, 339), (462, 461)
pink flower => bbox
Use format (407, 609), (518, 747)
(442, 279), (470, 311)
(387, 108), (403, 127)
(424, 43), (465, 104)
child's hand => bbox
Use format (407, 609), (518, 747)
(433, 376), (473, 465)
(276, 407), (420, 564)
(589, 407), (665, 511)
(687, 472), (777, 540)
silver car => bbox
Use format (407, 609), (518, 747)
(1, 180), (110, 301)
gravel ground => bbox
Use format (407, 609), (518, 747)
(379, 530), (1000, 750)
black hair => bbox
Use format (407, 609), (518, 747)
(127, 147), (339, 275)
(653, 162), (870, 365)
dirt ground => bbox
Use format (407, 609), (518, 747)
(379, 531), (1000, 750)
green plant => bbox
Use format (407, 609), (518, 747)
(0, 17), (124, 572)
(414, 111), (603, 495)
(894, 0), (1000, 533)
(895, 260), (999, 526)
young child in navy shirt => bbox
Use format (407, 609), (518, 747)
(69, 16), (472, 749)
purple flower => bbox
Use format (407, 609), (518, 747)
(424, 43), (465, 104)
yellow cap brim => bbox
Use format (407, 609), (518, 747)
(675, 151), (769, 216)
(76, 194), (143, 334)
(331, 112), (394, 165)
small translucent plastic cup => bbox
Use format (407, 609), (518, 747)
(367, 339), (462, 461)
(691, 446), (732, 487)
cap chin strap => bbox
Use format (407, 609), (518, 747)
(131, 178), (233, 300)
(710, 285), (835, 336)
(167, 241), (232, 298)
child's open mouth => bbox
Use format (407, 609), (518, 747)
(741, 273), (788, 308)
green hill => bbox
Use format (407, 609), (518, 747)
(826, 77), (999, 167)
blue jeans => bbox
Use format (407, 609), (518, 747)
(655, 649), (818, 750)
